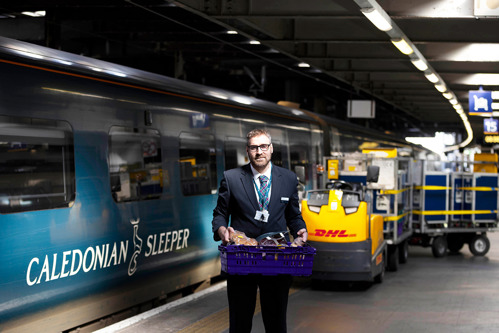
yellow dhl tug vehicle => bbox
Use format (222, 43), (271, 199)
(301, 166), (386, 283)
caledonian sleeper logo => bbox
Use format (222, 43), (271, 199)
(128, 218), (143, 276)
(25, 218), (190, 286)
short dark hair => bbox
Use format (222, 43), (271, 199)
(246, 129), (271, 146)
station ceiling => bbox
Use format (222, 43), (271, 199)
(1, 0), (498, 149)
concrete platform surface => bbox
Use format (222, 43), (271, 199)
(96, 231), (499, 333)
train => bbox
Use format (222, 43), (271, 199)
(0, 36), (426, 332)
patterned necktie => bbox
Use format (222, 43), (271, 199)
(258, 175), (270, 210)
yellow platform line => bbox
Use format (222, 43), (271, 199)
(177, 307), (230, 333)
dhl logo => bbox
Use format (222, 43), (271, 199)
(376, 253), (383, 265)
(310, 229), (356, 237)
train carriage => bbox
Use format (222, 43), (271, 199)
(0, 36), (423, 332)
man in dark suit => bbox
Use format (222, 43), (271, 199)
(212, 128), (307, 333)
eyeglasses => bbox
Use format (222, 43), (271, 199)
(248, 143), (271, 152)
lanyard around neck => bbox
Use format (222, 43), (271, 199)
(252, 166), (272, 210)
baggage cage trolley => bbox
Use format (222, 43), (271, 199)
(325, 150), (414, 272)
(410, 157), (499, 257)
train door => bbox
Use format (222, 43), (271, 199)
(288, 128), (313, 191)
(178, 132), (217, 196)
(109, 126), (163, 202)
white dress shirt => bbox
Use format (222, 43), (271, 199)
(250, 162), (272, 205)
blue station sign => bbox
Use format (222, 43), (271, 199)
(484, 118), (499, 134)
(190, 112), (210, 128)
(469, 90), (492, 115)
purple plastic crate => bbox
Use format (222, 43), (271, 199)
(218, 243), (316, 276)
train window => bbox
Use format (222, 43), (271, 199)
(271, 141), (284, 167)
(179, 132), (216, 196)
(109, 126), (163, 202)
(330, 126), (341, 153)
(224, 137), (247, 170)
(290, 144), (310, 185)
(0, 116), (75, 214)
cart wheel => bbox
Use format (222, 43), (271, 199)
(447, 237), (465, 253)
(387, 246), (399, 272)
(398, 240), (409, 264)
(469, 234), (490, 256)
(431, 236), (447, 258)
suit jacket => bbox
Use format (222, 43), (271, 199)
(212, 163), (306, 241)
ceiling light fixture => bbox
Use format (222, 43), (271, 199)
(434, 83), (446, 92)
(461, 73), (499, 85)
(22, 11), (46, 17)
(360, 7), (393, 32)
(354, 1), (471, 150)
(249, 40), (261, 45)
(227, 30), (238, 34)
(298, 62), (310, 68)
(424, 73), (439, 83)
(391, 38), (413, 55)
(411, 59), (428, 71)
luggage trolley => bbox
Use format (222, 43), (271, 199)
(320, 150), (413, 271)
(362, 149), (414, 271)
(410, 154), (499, 257)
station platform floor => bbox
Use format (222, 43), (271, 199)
(95, 232), (499, 333)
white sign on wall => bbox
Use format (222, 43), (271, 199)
(347, 100), (375, 119)
(475, 0), (499, 16)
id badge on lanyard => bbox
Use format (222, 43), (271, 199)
(254, 209), (269, 222)
(253, 168), (271, 223)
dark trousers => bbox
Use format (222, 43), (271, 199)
(227, 274), (292, 333)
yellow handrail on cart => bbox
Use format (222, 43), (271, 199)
(414, 186), (450, 190)
(458, 187), (499, 191)
(413, 210), (498, 215)
(379, 188), (410, 195)
(414, 186), (499, 191)
(383, 211), (409, 221)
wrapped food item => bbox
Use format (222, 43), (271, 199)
(258, 232), (288, 246)
(229, 229), (258, 246)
